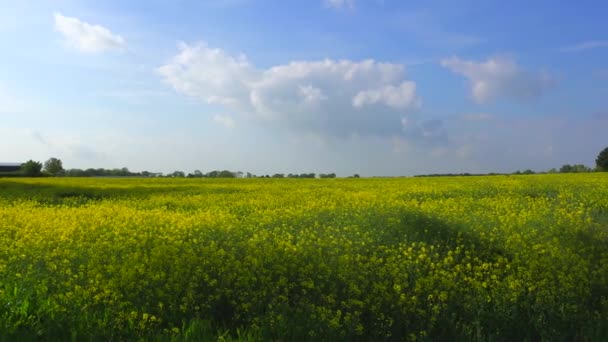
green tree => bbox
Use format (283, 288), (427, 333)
(319, 173), (337, 178)
(43, 157), (64, 176)
(21, 160), (43, 177)
(218, 170), (235, 178)
(171, 171), (185, 178)
(596, 147), (608, 171)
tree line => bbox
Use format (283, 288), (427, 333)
(6, 146), (608, 178)
(9, 158), (346, 179)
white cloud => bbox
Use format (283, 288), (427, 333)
(324, 0), (355, 10)
(561, 40), (608, 52)
(159, 42), (421, 138)
(298, 85), (327, 104)
(352, 82), (419, 109)
(158, 42), (254, 106)
(53, 12), (125, 53)
(441, 56), (554, 104)
(213, 114), (236, 128)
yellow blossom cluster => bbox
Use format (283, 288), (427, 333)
(1, 174), (607, 340)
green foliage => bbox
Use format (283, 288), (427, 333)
(63, 167), (140, 177)
(319, 173), (337, 178)
(170, 171), (186, 178)
(596, 147), (608, 171)
(20, 160), (42, 177)
(1, 175), (608, 340)
(560, 164), (592, 173)
(43, 158), (64, 176)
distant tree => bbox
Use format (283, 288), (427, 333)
(205, 170), (219, 178)
(21, 160), (43, 177)
(597, 147), (608, 171)
(319, 173), (336, 178)
(64, 168), (85, 177)
(272, 173), (285, 178)
(559, 164), (591, 173)
(171, 171), (185, 178)
(193, 170), (203, 178)
(218, 170), (236, 178)
(353, 174), (360, 178)
(43, 157), (64, 176)
(547, 168), (558, 174)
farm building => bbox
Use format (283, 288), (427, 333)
(0, 163), (22, 173)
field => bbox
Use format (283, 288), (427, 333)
(1, 175), (608, 341)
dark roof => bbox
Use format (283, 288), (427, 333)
(0, 163), (22, 172)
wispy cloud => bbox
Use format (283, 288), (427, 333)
(28, 130), (52, 146)
(595, 69), (608, 79)
(561, 40), (608, 52)
(461, 113), (494, 121)
(324, 0), (355, 10)
(396, 11), (482, 49)
(53, 12), (125, 53)
(213, 114), (236, 128)
(441, 56), (555, 104)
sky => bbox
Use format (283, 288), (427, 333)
(1, 0), (607, 176)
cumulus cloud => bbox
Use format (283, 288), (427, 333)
(324, 0), (355, 10)
(352, 82), (419, 109)
(159, 42), (421, 138)
(53, 12), (125, 53)
(441, 56), (554, 104)
(157, 42), (255, 107)
(213, 114), (236, 128)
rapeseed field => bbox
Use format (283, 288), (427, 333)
(1, 175), (607, 340)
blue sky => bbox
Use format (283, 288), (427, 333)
(1, 0), (607, 176)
